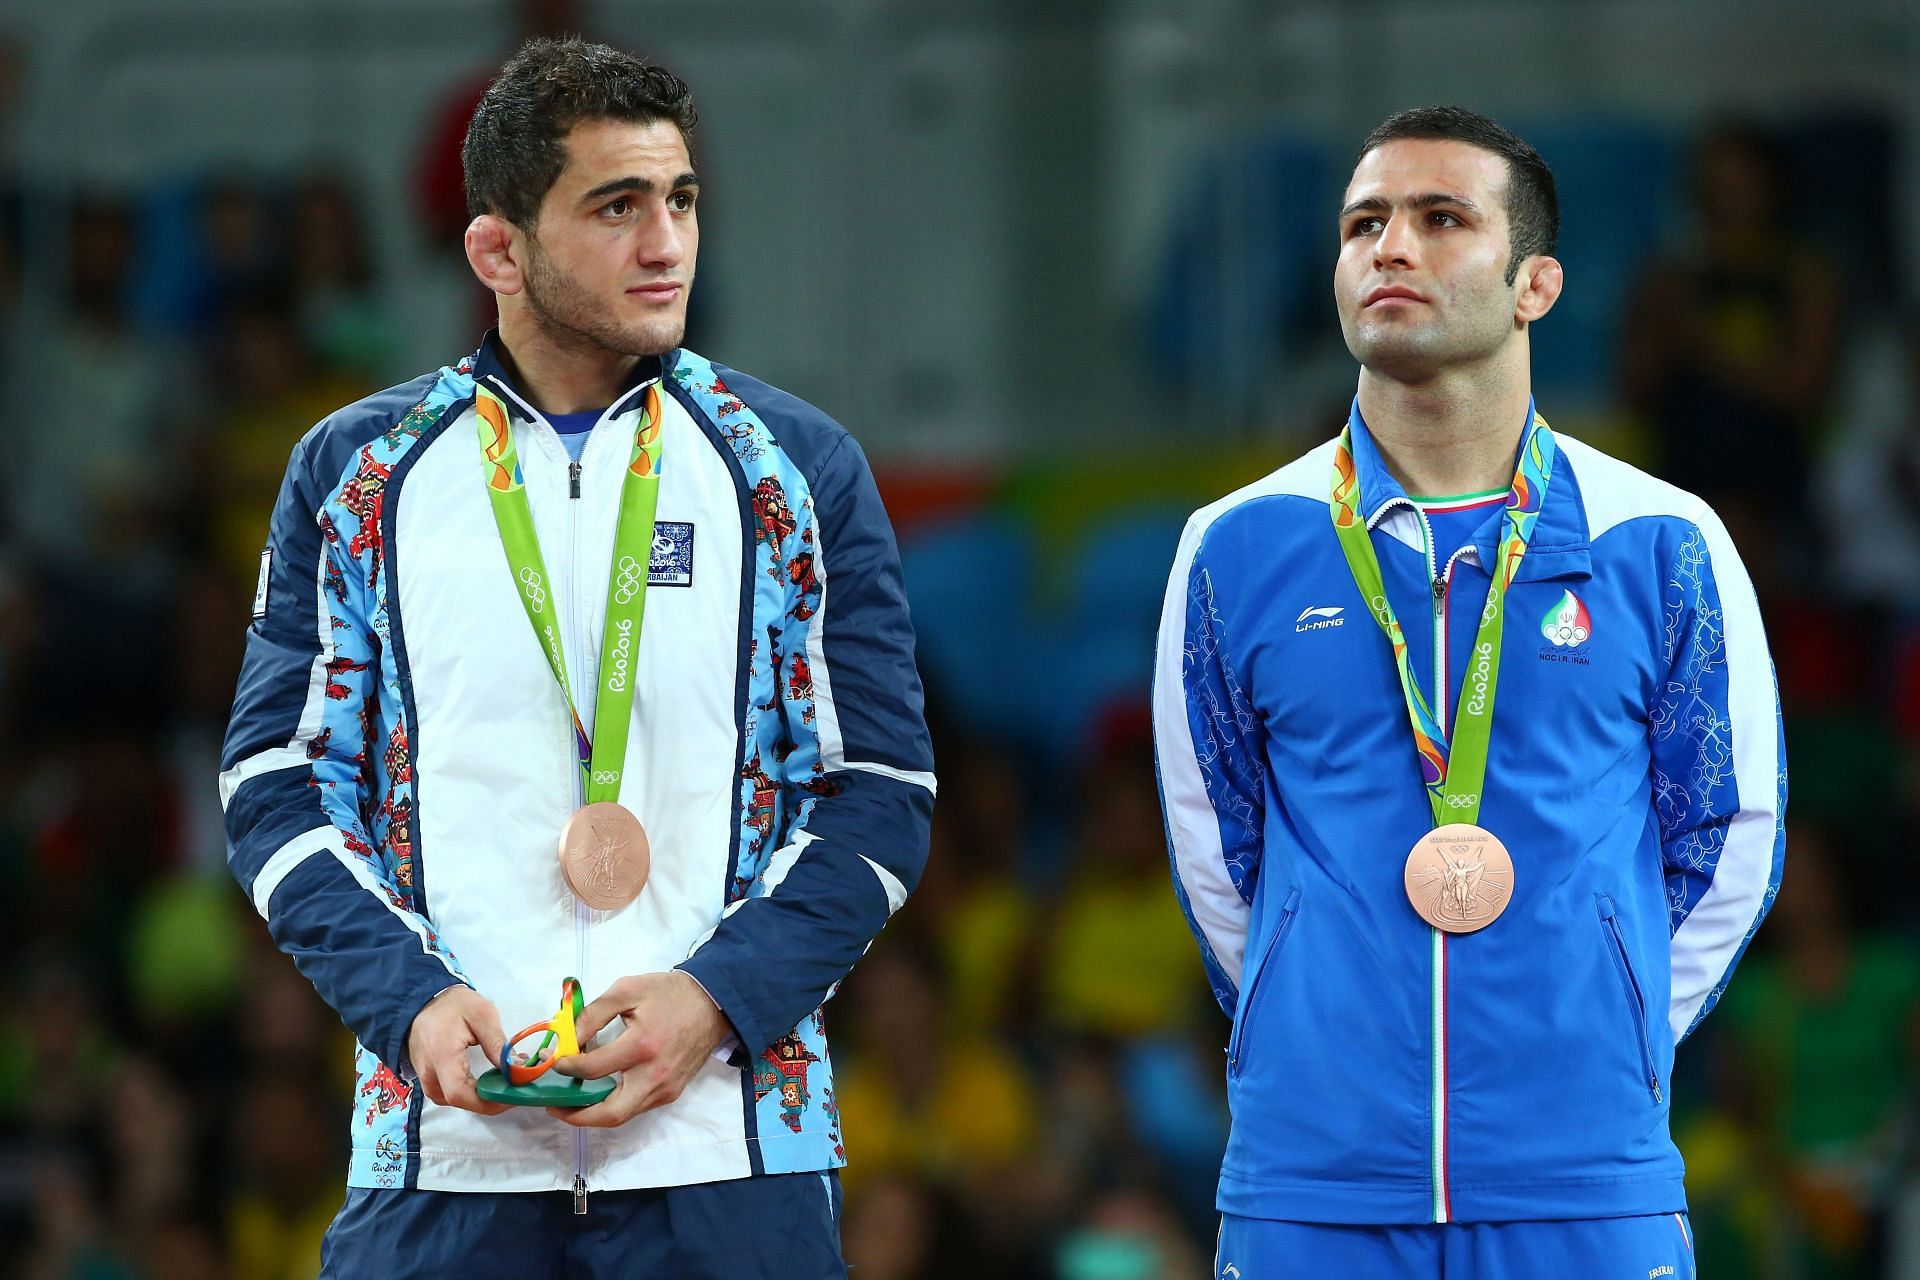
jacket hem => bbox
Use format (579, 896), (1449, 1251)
(1218, 1169), (1688, 1225)
(356, 1130), (847, 1192)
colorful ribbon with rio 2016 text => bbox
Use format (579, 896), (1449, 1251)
(1328, 411), (1556, 828)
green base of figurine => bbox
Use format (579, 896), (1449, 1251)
(475, 1068), (615, 1108)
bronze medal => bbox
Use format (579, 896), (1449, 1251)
(1403, 823), (1514, 933)
(558, 802), (651, 910)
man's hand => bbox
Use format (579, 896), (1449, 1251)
(407, 985), (510, 1116)
(548, 971), (732, 1128)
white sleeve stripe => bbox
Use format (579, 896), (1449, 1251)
(219, 746), (309, 809)
(762, 830), (818, 895)
(1154, 518), (1251, 991)
(223, 539), (336, 814)
(803, 500), (847, 773)
(840, 759), (936, 794)
(328, 845), (463, 981)
(1668, 511), (1782, 1040)
(797, 512), (933, 794)
(294, 536), (335, 744)
(250, 825), (338, 919)
(858, 853), (909, 915)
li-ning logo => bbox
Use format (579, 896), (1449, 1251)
(1296, 605), (1345, 633)
(1463, 640), (1494, 715)
(606, 617), (635, 691)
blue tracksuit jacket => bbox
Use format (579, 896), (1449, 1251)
(1152, 403), (1785, 1225)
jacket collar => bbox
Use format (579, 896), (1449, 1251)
(1348, 397), (1592, 584)
(468, 329), (665, 425)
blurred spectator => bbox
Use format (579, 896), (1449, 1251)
(1040, 706), (1204, 1040)
(187, 296), (367, 587)
(2, 196), (188, 578)
(839, 1176), (993, 1280)
(1821, 315), (1920, 610)
(290, 172), (396, 385)
(225, 1071), (344, 1280)
(1620, 122), (1840, 553)
(906, 731), (1038, 1038)
(833, 934), (1039, 1198)
(410, 0), (589, 334)
(1053, 1184), (1208, 1280)
(194, 181), (286, 336)
(1719, 824), (1920, 1279)
(411, 0), (587, 248)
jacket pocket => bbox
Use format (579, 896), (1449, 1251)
(1228, 887), (1301, 1079)
(1595, 894), (1663, 1104)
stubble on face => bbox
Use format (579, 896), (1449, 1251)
(521, 230), (686, 359)
(1335, 140), (1523, 384)
(511, 116), (698, 362)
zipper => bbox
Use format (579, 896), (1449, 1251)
(566, 451), (591, 1214)
(1394, 498), (1491, 1224)
(1226, 888), (1301, 1077)
(1597, 896), (1664, 1104)
(1409, 504), (1452, 1224)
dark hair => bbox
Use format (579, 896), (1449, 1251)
(1357, 106), (1558, 285)
(462, 36), (697, 229)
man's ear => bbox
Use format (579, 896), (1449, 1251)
(1515, 255), (1563, 325)
(465, 214), (525, 296)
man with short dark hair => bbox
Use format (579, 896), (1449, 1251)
(1154, 106), (1783, 1276)
(221, 36), (932, 1276)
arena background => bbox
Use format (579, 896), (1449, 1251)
(1, 0), (1916, 1275)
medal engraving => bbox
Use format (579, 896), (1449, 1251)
(1404, 823), (1514, 933)
(559, 802), (650, 910)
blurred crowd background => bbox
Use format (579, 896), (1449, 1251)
(1, 0), (1918, 1276)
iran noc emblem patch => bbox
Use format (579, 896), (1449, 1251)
(1540, 589), (1592, 649)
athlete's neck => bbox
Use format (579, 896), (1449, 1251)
(495, 311), (642, 416)
(1355, 363), (1534, 500)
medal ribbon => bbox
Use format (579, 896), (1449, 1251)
(1329, 411), (1556, 826)
(476, 382), (664, 805)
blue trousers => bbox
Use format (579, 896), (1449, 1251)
(1216, 1213), (1695, 1279)
(320, 1171), (844, 1279)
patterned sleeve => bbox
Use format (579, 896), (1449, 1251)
(1153, 517), (1266, 1018)
(1652, 512), (1786, 1043)
(678, 432), (934, 1057)
(220, 430), (469, 1078)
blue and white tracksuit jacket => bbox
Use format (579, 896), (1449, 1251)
(1153, 405), (1785, 1225)
(220, 334), (935, 1195)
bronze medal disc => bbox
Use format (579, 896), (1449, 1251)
(1403, 823), (1514, 933)
(558, 802), (651, 911)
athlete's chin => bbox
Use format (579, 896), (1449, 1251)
(1346, 329), (1447, 379)
(615, 315), (687, 358)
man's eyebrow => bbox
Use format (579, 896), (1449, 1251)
(1338, 191), (1483, 221)
(578, 171), (701, 204)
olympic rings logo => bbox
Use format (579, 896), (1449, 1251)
(1444, 793), (1478, 808)
(613, 555), (644, 604)
(519, 567), (547, 613)
(591, 770), (621, 786)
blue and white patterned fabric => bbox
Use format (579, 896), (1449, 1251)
(221, 332), (934, 1194)
(1153, 402), (1785, 1226)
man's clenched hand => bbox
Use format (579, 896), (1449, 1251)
(407, 985), (510, 1116)
(548, 972), (732, 1128)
